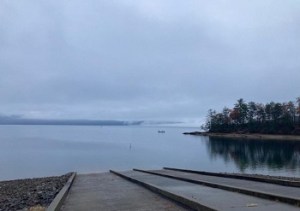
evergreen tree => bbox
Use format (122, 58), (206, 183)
(203, 97), (300, 135)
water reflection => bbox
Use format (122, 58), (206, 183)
(206, 137), (300, 172)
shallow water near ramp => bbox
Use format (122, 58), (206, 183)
(1, 125), (300, 180)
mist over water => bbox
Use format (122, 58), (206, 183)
(0, 125), (300, 181)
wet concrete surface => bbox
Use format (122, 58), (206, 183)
(150, 169), (300, 199)
(60, 173), (188, 211)
(121, 170), (300, 211)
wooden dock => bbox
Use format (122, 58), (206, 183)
(48, 168), (300, 211)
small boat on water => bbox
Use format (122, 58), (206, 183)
(158, 130), (165, 133)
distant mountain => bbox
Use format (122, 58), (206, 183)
(0, 115), (143, 126)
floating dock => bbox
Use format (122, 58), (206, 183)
(48, 168), (300, 211)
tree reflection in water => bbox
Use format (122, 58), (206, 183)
(206, 137), (300, 172)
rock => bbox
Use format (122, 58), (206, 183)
(183, 131), (206, 135)
(0, 173), (72, 211)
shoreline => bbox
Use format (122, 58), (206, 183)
(183, 131), (300, 141)
(2, 170), (300, 210)
(0, 173), (72, 211)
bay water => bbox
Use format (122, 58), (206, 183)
(1, 125), (300, 180)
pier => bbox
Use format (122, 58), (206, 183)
(48, 168), (300, 211)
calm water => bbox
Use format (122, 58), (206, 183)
(1, 125), (300, 180)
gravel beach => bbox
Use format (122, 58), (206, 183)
(0, 173), (72, 211)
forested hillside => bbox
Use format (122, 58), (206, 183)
(203, 98), (300, 135)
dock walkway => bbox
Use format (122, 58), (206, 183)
(56, 169), (300, 211)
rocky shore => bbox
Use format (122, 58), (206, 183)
(183, 131), (300, 141)
(0, 173), (72, 211)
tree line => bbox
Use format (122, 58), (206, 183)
(202, 97), (300, 135)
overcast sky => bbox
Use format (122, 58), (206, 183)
(0, 0), (300, 123)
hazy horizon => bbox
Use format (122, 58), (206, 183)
(1, 1), (300, 122)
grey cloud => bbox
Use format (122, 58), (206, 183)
(0, 0), (300, 123)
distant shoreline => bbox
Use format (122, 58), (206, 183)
(183, 131), (300, 141)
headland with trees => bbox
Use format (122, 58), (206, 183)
(201, 97), (300, 136)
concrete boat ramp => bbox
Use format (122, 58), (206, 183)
(48, 168), (300, 211)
